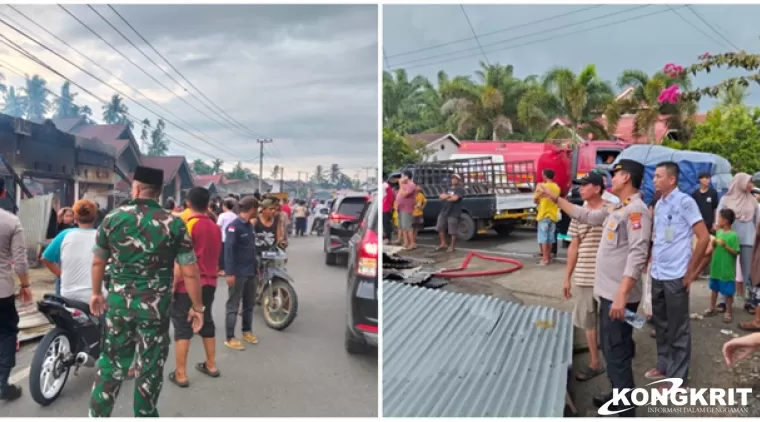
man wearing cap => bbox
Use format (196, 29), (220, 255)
(88, 166), (206, 417)
(564, 172), (609, 383)
(537, 159), (651, 417)
(436, 173), (466, 253)
(646, 161), (709, 386)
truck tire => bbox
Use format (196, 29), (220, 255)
(457, 213), (476, 241)
(494, 224), (514, 237)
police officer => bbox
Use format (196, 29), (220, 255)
(89, 166), (206, 417)
(537, 159), (651, 417)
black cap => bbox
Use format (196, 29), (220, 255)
(573, 172), (606, 190)
(610, 159), (645, 180)
(133, 166), (164, 186)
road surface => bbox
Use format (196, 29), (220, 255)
(415, 227), (568, 259)
(1, 236), (377, 417)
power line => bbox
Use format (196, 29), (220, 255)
(391, 5), (650, 69)
(386, 4), (604, 59)
(684, 5), (741, 51)
(0, 7), (250, 161)
(392, 5), (679, 72)
(382, 49), (391, 70)
(0, 28), (249, 161)
(105, 5), (285, 161)
(665, 5), (730, 51)
(459, 5), (489, 65)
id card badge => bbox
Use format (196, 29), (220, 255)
(664, 226), (674, 242)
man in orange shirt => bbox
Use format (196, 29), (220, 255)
(169, 187), (223, 387)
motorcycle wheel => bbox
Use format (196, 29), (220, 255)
(262, 278), (298, 331)
(30, 328), (72, 406)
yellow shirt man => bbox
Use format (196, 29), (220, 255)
(178, 208), (193, 223)
(535, 181), (560, 222)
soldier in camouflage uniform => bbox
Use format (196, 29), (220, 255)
(88, 166), (206, 417)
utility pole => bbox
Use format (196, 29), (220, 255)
(279, 166), (284, 194)
(256, 138), (273, 193)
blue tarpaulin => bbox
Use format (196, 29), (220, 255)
(612, 145), (732, 204)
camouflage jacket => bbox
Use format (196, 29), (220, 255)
(93, 198), (196, 292)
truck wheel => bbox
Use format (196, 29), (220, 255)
(457, 213), (476, 241)
(494, 224), (514, 237)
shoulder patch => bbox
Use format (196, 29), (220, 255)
(227, 226), (236, 232)
(629, 212), (642, 230)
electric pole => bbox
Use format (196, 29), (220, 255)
(279, 166), (284, 194)
(256, 138), (273, 193)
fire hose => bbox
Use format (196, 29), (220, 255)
(433, 251), (523, 278)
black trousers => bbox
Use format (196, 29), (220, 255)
(0, 295), (19, 388)
(599, 298), (639, 418)
(382, 212), (393, 240)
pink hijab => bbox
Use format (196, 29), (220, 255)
(722, 173), (756, 222)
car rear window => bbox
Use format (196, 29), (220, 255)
(337, 197), (367, 218)
(366, 199), (378, 231)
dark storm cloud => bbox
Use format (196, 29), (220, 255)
(383, 4), (760, 109)
(1, 4), (378, 177)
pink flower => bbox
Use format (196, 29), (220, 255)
(699, 52), (711, 60)
(658, 85), (681, 104)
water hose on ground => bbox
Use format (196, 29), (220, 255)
(433, 251), (523, 278)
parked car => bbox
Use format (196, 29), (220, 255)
(323, 193), (370, 266)
(345, 193), (378, 354)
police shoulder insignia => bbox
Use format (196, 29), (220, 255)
(629, 212), (642, 230)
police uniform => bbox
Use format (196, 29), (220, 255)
(89, 166), (197, 417)
(566, 159), (651, 417)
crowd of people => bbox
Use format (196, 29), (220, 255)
(0, 166), (314, 416)
(534, 160), (760, 416)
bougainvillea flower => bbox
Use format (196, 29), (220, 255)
(658, 85), (681, 104)
(698, 52), (711, 60)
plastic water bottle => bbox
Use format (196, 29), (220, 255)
(624, 309), (646, 329)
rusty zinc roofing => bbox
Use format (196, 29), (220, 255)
(382, 281), (573, 417)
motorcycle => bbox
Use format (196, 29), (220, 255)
(29, 294), (102, 406)
(254, 241), (299, 330)
(311, 208), (329, 236)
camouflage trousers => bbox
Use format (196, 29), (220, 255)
(89, 287), (171, 417)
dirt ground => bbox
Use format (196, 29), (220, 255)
(392, 248), (760, 417)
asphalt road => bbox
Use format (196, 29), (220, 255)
(0, 235), (377, 417)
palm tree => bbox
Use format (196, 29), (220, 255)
(383, 69), (429, 134)
(78, 105), (94, 124)
(442, 84), (512, 140)
(21, 74), (50, 121)
(3, 87), (25, 117)
(139, 118), (151, 153)
(520, 65), (615, 144)
(313, 165), (328, 185)
(719, 84), (749, 107)
(329, 164), (341, 184)
(271, 165), (281, 179)
(102, 94), (132, 128)
(211, 159), (223, 175)
(53, 81), (79, 118)
(604, 69), (694, 144)
(146, 118), (168, 156)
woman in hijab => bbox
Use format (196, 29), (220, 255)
(716, 173), (760, 315)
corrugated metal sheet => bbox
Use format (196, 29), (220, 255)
(18, 194), (53, 262)
(383, 281), (573, 417)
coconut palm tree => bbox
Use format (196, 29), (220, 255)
(78, 105), (94, 124)
(212, 159), (223, 175)
(383, 69), (429, 134)
(719, 84), (749, 107)
(604, 69), (695, 144)
(329, 164), (341, 184)
(53, 82), (79, 118)
(3, 86), (24, 117)
(313, 165), (328, 185)
(102, 94), (132, 128)
(139, 118), (151, 153)
(22, 74), (50, 120)
(146, 118), (168, 156)
(442, 84), (512, 140)
(271, 165), (281, 179)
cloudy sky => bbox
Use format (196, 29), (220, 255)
(0, 4), (378, 180)
(384, 4), (760, 110)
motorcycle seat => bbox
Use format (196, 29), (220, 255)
(43, 294), (92, 315)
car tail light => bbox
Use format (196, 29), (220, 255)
(330, 212), (354, 223)
(356, 323), (378, 334)
(356, 229), (378, 277)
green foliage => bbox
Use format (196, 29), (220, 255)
(687, 105), (760, 174)
(192, 159), (214, 175)
(383, 128), (421, 172)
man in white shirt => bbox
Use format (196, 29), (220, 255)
(216, 198), (238, 276)
(41, 200), (105, 303)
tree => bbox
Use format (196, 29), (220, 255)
(211, 159), (223, 175)
(192, 159), (213, 175)
(383, 128), (421, 171)
(22, 74), (50, 121)
(78, 105), (94, 124)
(271, 165), (281, 179)
(227, 161), (249, 180)
(719, 84), (749, 107)
(688, 105), (760, 174)
(0, 72), (6, 95)
(3, 86), (24, 117)
(146, 118), (168, 156)
(329, 164), (341, 184)
(139, 118), (151, 153)
(102, 94), (132, 128)
(53, 81), (79, 118)
(442, 84), (512, 140)
(313, 165), (328, 186)
(383, 69), (429, 134)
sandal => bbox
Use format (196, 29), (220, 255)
(723, 314), (733, 323)
(575, 366), (605, 382)
(434, 246), (447, 252)
(195, 362), (220, 378)
(716, 303), (727, 313)
(168, 371), (189, 388)
(738, 321), (760, 332)
(703, 309), (718, 317)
